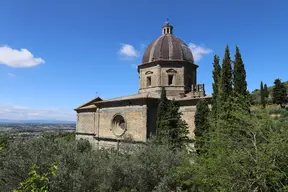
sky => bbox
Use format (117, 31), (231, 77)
(0, 0), (287, 121)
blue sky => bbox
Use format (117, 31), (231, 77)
(0, 0), (287, 121)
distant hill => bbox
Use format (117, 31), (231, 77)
(0, 119), (76, 124)
(251, 81), (288, 103)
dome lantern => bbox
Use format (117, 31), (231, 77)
(162, 18), (173, 35)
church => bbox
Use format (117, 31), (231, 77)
(74, 21), (211, 148)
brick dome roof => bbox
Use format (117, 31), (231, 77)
(142, 21), (194, 64)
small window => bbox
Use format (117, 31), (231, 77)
(168, 75), (174, 85)
(147, 76), (151, 87)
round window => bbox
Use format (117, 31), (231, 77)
(111, 115), (127, 137)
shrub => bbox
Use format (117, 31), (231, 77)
(0, 133), (188, 192)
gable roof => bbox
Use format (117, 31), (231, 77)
(74, 97), (102, 111)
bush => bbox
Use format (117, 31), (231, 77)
(0, 133), (187, 192)
(2, 109), (288, 192)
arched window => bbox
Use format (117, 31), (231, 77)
(166, 69), (177, 86)
(168, 75), (174, 85)
(147, 76), (152, 87)
(145, 71), (153, 87)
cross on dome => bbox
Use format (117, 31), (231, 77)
(165, 18), (169, 25)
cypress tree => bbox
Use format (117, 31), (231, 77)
(218, 45), (233, 119)
(233, 46), (247, 96)
(156, 87), (169, 140)
(165, 100), (189, 149)
(211, 55), (221, 119)
(194, 99), (210, 154)
(272, 79), (287, 107)
(260, 81), (266, 108)
(280, 82), (287, 104)
(156, 87), (189, 148)
(264, 84), (269, 98)
(233, 46), (251, 112)
(219, 45), (233, 101)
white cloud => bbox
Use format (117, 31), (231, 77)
(188, 43), (212, 62)
(0, 46), (45, 68)
(0, 104), (75, 121)
(119, 43), (139, 59)
(8, 72), (16, 78)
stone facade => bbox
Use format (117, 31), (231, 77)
(179, 106), (196, 137)
(75, 95), (208, 148)
(75, 21), (211, 148)
(138, 61), (198, 96)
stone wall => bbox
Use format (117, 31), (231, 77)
(139, 65), (160, 89)
(160, 66), (184, 88)
(139, 64), (186, 96)
(76, 97), (209, 146)
(96, 105), (147, 142)
(76, 112), (97, 134)
(76, 134), (144, 150)
(179, 105), (197, 138)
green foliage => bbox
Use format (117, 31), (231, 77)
(219, 45), (233, 101)
(260, 81), (266, 108)
(194, 99), (210, 153)
(233, 46), (250, 112)
(264, 83), (269, 98)
(166, 100), (190, 149)
(211, 54), (221, 119)
(233, 46), (247, 96)
(13, 163), (58, 192)
(171, 157), (197, 192)
(178, 45), (287, 191)
(76, 138), (92, 153)
(251, 81), (288, 105)
(192, 109), (288, 191)
(218, 45), (233, 119)
(156, 87), (189, 149)
(0, 134), (187, 192)
(268, 108), (287, 115)
(272, 78), (288, 107)
(0, 133), (9, 152)
(156, 87), (169, 138)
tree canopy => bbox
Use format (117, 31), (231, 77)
(272, 78), (287, 107)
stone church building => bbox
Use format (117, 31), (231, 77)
(75, 21), (211, 147)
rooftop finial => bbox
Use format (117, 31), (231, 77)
(165, 18), (169, 25)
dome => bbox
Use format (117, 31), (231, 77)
(142, 21), (194, 64)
